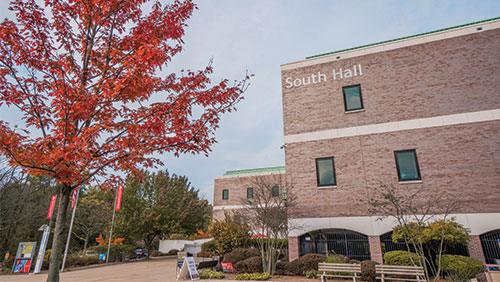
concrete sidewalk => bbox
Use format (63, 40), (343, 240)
(0, 258), (229, 282)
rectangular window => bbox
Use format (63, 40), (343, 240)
(222, 189), (229, 200)
(394, 150), (422, 181)
(247, 187), (253, 199)
(272, 186), (279, 197)
(343, 84), (364, 112)
(316, 157), (337, 187)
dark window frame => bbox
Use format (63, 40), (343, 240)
(222, 189), (229, 200)
(247, 187), (253, 199)
(315, 157), (337, 187)
(271, 186), (279, 197)
(394, 149), (422, 182)
(342, 84), (364, 112)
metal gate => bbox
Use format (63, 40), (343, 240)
(299, 229), (370, 261)
(480, 229), (500, 264)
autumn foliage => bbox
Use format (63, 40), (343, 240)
(0, 0), (249, 189)
(95, 234), (124, 246)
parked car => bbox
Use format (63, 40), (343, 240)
(135, 248), (147, 259)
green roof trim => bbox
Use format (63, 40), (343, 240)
(223, 166), (285, 176)
(306, 17), (500, 60)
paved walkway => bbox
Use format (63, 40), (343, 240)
(0, 258), (227, 282)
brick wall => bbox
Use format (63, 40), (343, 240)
(213, 172), (285, 207)
(288, 236), (300, 261)
(467, 235), (486, 263)
(285, 120), (500, 218)
(368, 236), (383, 264)
(281, 28), (500, 136)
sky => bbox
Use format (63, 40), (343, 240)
(0, 1), (499, 204)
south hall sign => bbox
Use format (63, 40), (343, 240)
(284, 64), (363, 89)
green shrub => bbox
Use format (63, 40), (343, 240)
(201, 240), (217, 253)
(360, 260), (378, 282)
(275, 261), (293, 275)
(89, 244), (135, 262)
(384, 250), (421, 266)
(167, 249), (179, 255)
(440, 254), (483, 282)
(223, 248), (260, 265)
(2, 257), (14, 273)
(234, 256), (263, 274)
(325, 254), (351, 263)
(235, 272), (270, 280)
(198, 269), (224, 279)
(197, 251), (215, 258)
(306, 269), (318, 279)
(290, 253), (326, 275)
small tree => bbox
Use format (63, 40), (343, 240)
(237, 174), (296, 276)
(208, 211), (250, 255)
(367, 183), (463, 281)
(115, 170), (211, 257)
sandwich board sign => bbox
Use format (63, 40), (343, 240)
(12, 242), (37, 273)
(176, 256), (199, 280)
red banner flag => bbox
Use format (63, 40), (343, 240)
(47, 195), (57, 219)
(115, 185), (124, 210)
(71, 188), (78, 209)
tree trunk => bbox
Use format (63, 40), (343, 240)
(46, 185), (72, 282)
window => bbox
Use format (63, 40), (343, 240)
(315, 157), (337, 187)
(222, 189), (229, 200)
(272, 186), (279, 197)
(247, 187), (253, 199)
(343, 84), (364, 112)
(394, 150), (421, 181)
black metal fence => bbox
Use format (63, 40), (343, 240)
(299, 229), (370, 261)
(480, 229), (500, 264)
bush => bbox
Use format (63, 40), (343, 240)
(234, 256), (263, 274)
(306, 269), (318, 279)
(290, 253), (325, 275)
(325, 254), (351, 263)
(440, 254), (483, 282)
(170, 233), (187, 240)
(223, 248), (260, 265)
(275, 261), (294, 275)
(65, 256), (100, 268)
(384, 250), (421, 266)
(208, 212), (251, 255)
(235, 272), (270, 280)
(360, 260), (378, 282)
(150, 250), (159, 257)
(198, 269), (224, 279)
(89, 244), (135, 262)
(2, 257), (14, 273)
(197, 251), (215, 258)
(167, 249), (179, 255)
(201, 240), (217, 253)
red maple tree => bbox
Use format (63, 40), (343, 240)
(0, 0), (249, 280)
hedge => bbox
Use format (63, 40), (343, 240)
(234, 256), (263, 274)
(384, 250), (421, 266)
(222, 248), (260, 265)
(440, 254), (483, 281)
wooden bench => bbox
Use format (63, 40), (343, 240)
(375, 265), (426, 282)
(318, 262), (362, 282)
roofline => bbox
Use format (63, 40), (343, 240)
(281, 17), (500, 71)
(215, 166), (286, 179)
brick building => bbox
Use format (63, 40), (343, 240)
(214, 18), (500, 264)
